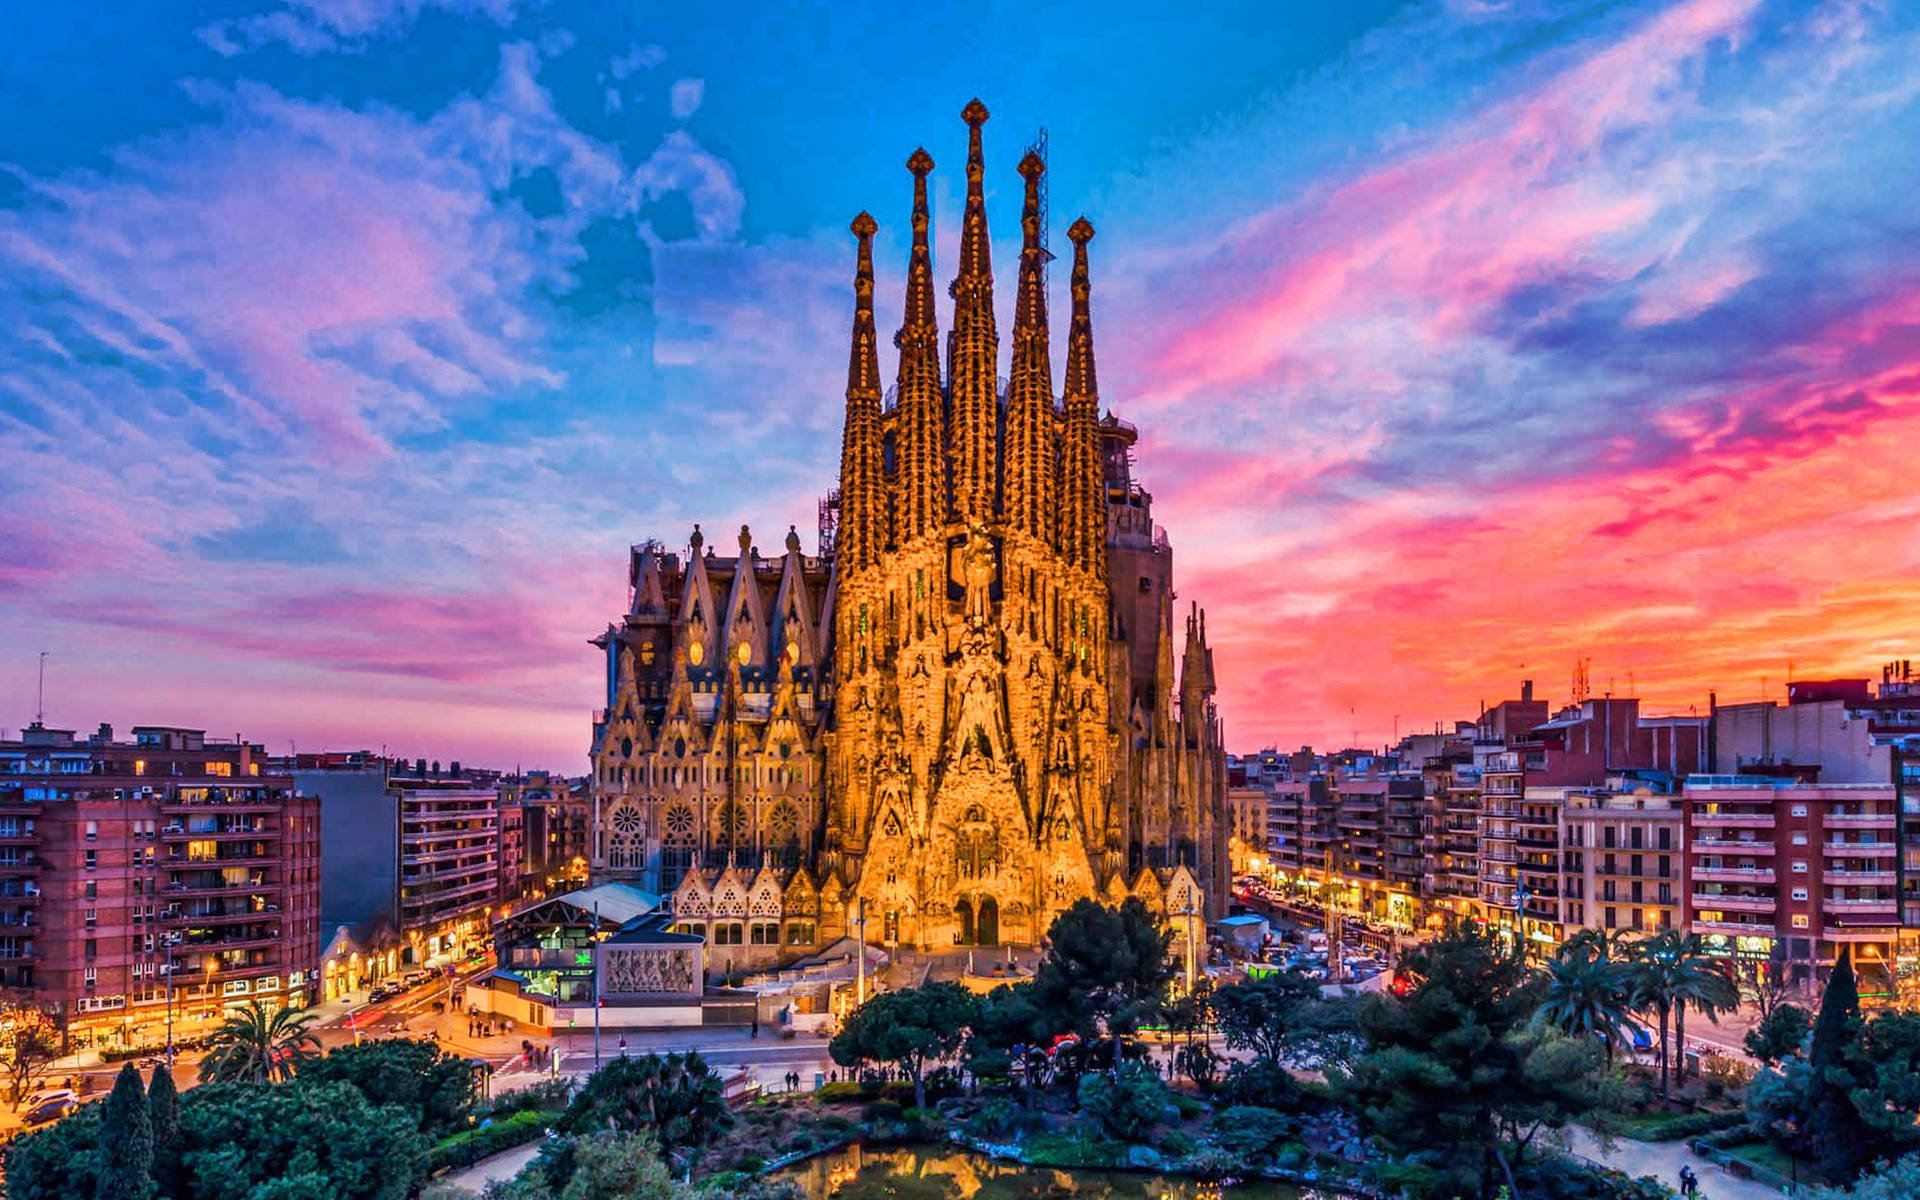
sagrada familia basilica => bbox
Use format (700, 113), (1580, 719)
(589, 100), (1229, 963)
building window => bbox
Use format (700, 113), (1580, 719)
(712, 922), (745, 946)
(85, 850), (98, 871)
(83, 909), (96, 928)
(1790, 804), (1807, 817)
(1792, 860), (1808, 873)
(1791, 888), (1809, 901)
(85, 939), (97, 961)
(84, 820), (98, 841)
(85, 881), (97, 899)
(785, 921), (815, 945)
(1792, 831), (1808, 845)
(1791, 914), (1809, 929)
(1657, 828), (1671, 851)
(1604, 906), (1617, 929)
(84, 966), (97, 988)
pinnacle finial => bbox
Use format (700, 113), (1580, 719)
(1068, 216), (1095, 245)
(851, 210), (877, 239)
(907, 147), (934, 177)
(1018, 151), (1044, 181)
(962, 97), (989, 128)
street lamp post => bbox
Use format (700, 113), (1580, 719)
(854, 899), (868, 1009)
(161, 931), (183, 1064)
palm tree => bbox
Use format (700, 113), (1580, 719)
(1626, 929), (1685, 1096)
(198, 1000), (319, 1085)
(1667, 932), (1739, 1086)
(1536, 934), (1636, 1064)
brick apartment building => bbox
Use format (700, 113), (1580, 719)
(0, 723), (320, 1050)
(1684, 778), (1901, 995)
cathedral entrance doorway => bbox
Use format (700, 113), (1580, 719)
(977, 897), (999, 946)
(955, 899), (975, 945)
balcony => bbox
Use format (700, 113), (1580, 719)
(1692, 839), (1774, 855)
(1824, 842), (1897, 858)
(1823, 897), (1899, 912)
(1824, 812), (1896, 830)
(1692, 812), (1775, 829)
(1693, 893), (1777, 914)
(1692, 918), (1774, 937)
(1826, 869), (1896, 885)
(1691, 866), (1776, 884)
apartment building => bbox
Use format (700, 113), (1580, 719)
(393, 773), (501, 964)
(1560, 785), (1683, 937)
(0, 723), (320, 1050)
(1684, 777), (1901, 995)
(498, 770), (590, 892)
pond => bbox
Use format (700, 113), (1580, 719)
(780, 1144), (1322, 1200)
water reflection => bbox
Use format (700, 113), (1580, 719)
(781, 1144), (1314, 1200)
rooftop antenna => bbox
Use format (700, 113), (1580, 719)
(1572, 656), (1591, 705)
(35, 650), (48, 725)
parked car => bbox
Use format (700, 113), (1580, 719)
(22, 1087), (77, 1111)
(22, 1098), (75, 1127)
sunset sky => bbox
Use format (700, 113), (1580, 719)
(5, 0), (1919, 770)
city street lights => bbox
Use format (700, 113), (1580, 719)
(203, 960), (217, 1023)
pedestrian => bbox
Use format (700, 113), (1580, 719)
(1678, 1165), (1697, 1197)
(618, 1036), (628, 1057)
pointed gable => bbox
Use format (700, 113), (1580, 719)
(771, 526), (820, 670)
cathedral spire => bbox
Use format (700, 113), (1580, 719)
(947, 98), (999, 525)
(897, 148), (945, 542)
(1063, 216), (1105, 576)
(838, 211), (885, 569)
(1005, 151), (1054, 546)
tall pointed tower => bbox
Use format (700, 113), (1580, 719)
(590, 101), (1230, 966)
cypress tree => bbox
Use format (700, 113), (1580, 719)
(95, 1063), (154, 1200)
(147, 1062), (183, 1198)
(1805, 950), (1866, 1182)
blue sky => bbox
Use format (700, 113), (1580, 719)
(5, 0), (1920, 768)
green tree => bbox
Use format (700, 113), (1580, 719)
(1075, 1061), (1168, 1143)
(561, 1052), (733, 1155)
(198, 1000), (320, 1085)
(1745, 1003), (1812, 1065)
(963, 982), (1049, 1101)
(1807, 950), (1869, 1182)
(486, 1130), (687, 1200)
(829, 982), (977, 1109)
(148, 1062), (184, 1199)
(180, 1080), (426, 1200)
(1847, 1011), (1920, 1151)
(95, 1064), (154, 1200)
(1210, 968), (1322, 1066)
(0, 1002), (63, 1108)
(1536, 932), (1636, 1064)
(1034, 898), (1173, 1062)
(298, 1038), (479, 1135)
(1333, 924), (1602, 1198)
(3, 1103), (104, 1199)
(1808, 1153), (1920, 1200)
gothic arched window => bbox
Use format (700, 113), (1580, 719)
(606, 803), (644, 871)
(661, 803), (697, 889)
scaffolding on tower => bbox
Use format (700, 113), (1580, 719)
(818, 490), (840, 559)
(1024, 126), (1054, 281)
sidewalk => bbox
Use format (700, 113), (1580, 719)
(1566, 1127), (1778, 1200)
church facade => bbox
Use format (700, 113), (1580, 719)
(589, 101), (1229, 966)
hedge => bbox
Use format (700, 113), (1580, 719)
(427, 1109), (551, 1174)
(1620, 1109), (1746, 1142)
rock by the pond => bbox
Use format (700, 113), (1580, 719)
(1125, 1145), (1166, 1170)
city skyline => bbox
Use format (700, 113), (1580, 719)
(7, 0), (1920, 770)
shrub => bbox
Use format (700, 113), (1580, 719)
(1077, 1063), (1168, 1144)
(962, 1097), (1035, 1141)
(862, 1099), (902, 1123)
(1210, 1105), (1298, 1163)
(1701, 1054), (1756, 1101)
(426, 1109), (550, 1174)
(483, 1077), (574, 1119)
(1629, 1109), (1746, 1142)
(1157, 1129), (1199, 1159)
(1024, 1129), (1125, 1169)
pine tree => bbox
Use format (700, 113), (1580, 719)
(147, 1062), (183, 1198)
(95, 1063), (154, 1200)
(1806, 950), (1866, 1183)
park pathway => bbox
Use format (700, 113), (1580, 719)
(1565, 1127), (1782, 1200)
